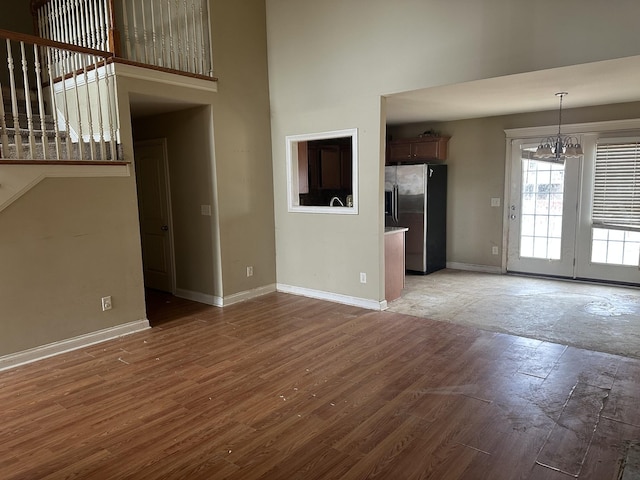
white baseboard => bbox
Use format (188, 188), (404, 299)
(175, 284), (276, 307)
(276, 283), (386, 311)
(223, 284), (277, 306)
(175, 289), (223, 307)
(446, 262), (503, 274)
(0, 319), (150, 372)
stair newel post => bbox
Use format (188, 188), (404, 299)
(106, 0), (121, 56)
(33, 43), (50, 159)
(45, 47), (63, 160)
(92, 57), (106, 160)
(6, 40), (24, 158)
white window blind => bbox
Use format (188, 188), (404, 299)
(593, 140), (640, 229)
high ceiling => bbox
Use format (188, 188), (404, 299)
(385, 55), (640, 125)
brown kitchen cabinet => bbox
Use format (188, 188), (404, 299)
(386, 136), (450, 164)
(308, 144), (352, 190)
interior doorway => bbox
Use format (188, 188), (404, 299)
(134, 139), (176, 293)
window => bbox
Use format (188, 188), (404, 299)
(591, 139), (640, 266)
(285, 129), (358, 214)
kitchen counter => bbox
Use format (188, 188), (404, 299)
(385, 226), (409, 235)
(384, 226), (408, 302)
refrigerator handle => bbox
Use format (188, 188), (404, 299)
(393, 185), (399, 223)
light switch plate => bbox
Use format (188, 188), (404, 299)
(491, 197), (501, 207)
(201, 205), (212, 216)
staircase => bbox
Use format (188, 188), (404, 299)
(1, 85), (120, 162)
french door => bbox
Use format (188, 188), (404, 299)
(507, 137), (639, 284)
(507, 140), (580, 277)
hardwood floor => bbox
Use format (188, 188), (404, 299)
(1, 291), (639, 479)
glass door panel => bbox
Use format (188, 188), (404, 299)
(507, 142), (579, 277)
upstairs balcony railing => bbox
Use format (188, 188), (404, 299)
(31, 0), (213, 78)
(0, 29), (120, 161)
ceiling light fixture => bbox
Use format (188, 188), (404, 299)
(533, 92), (583, 163)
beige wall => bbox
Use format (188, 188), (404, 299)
(0, 176), (145, 356)
(389, 101), (640, 268)
(265, 0), (640, 303)
(208, 0), (276, 296)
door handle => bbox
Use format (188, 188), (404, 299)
(161, 225), (169, 231)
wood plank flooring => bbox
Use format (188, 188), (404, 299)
(1, 291), (640, 479)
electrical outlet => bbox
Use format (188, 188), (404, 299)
(360, 272), (367, 284)
(101, 296), (112, 311)
(492, 246), (499, 255)
(246, 266), (253, 277)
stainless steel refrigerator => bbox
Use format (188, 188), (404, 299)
(385, 163), (447, 274)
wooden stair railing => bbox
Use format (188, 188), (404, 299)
(31, 0), (213, 78)
(0, 29), (121, 161)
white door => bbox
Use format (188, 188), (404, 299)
(507, 137), (640, 285)
(134, 139), (175, 293)
(507, 140), (581, 277)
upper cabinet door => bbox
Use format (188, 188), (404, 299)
(386, 136), (450, 164)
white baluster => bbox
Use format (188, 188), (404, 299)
(20, 42), (37, 160)
(87, 0), (97, 49)
(131, 1), (141, 61)
(182, 0), (189, 72)
(103, 60), (116, 159)
(72, 69), (84, 159)
(61, 67), (72, 158)
(6, 40), (23, 158)
(199, 0), (207, 75)
(92, 58), (106, 160)
(159, 0), (167, 67)
(121, 0), (132, 59)
(141, 0), (149, 64)
(83, 61), (96, 160)
(0, 81), (9, 158)
(33, 44), (50, 160)
(79, 0), (89, 48)
(45, 48), (63, 160)
(167, 0), (175, 69)
(174, 0), (182, 70)
(150, 0), (158, 66)
(74, 0), (81, 45)
(98, 0), (108, 51)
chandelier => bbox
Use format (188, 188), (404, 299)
(533, 92), (583, 163)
